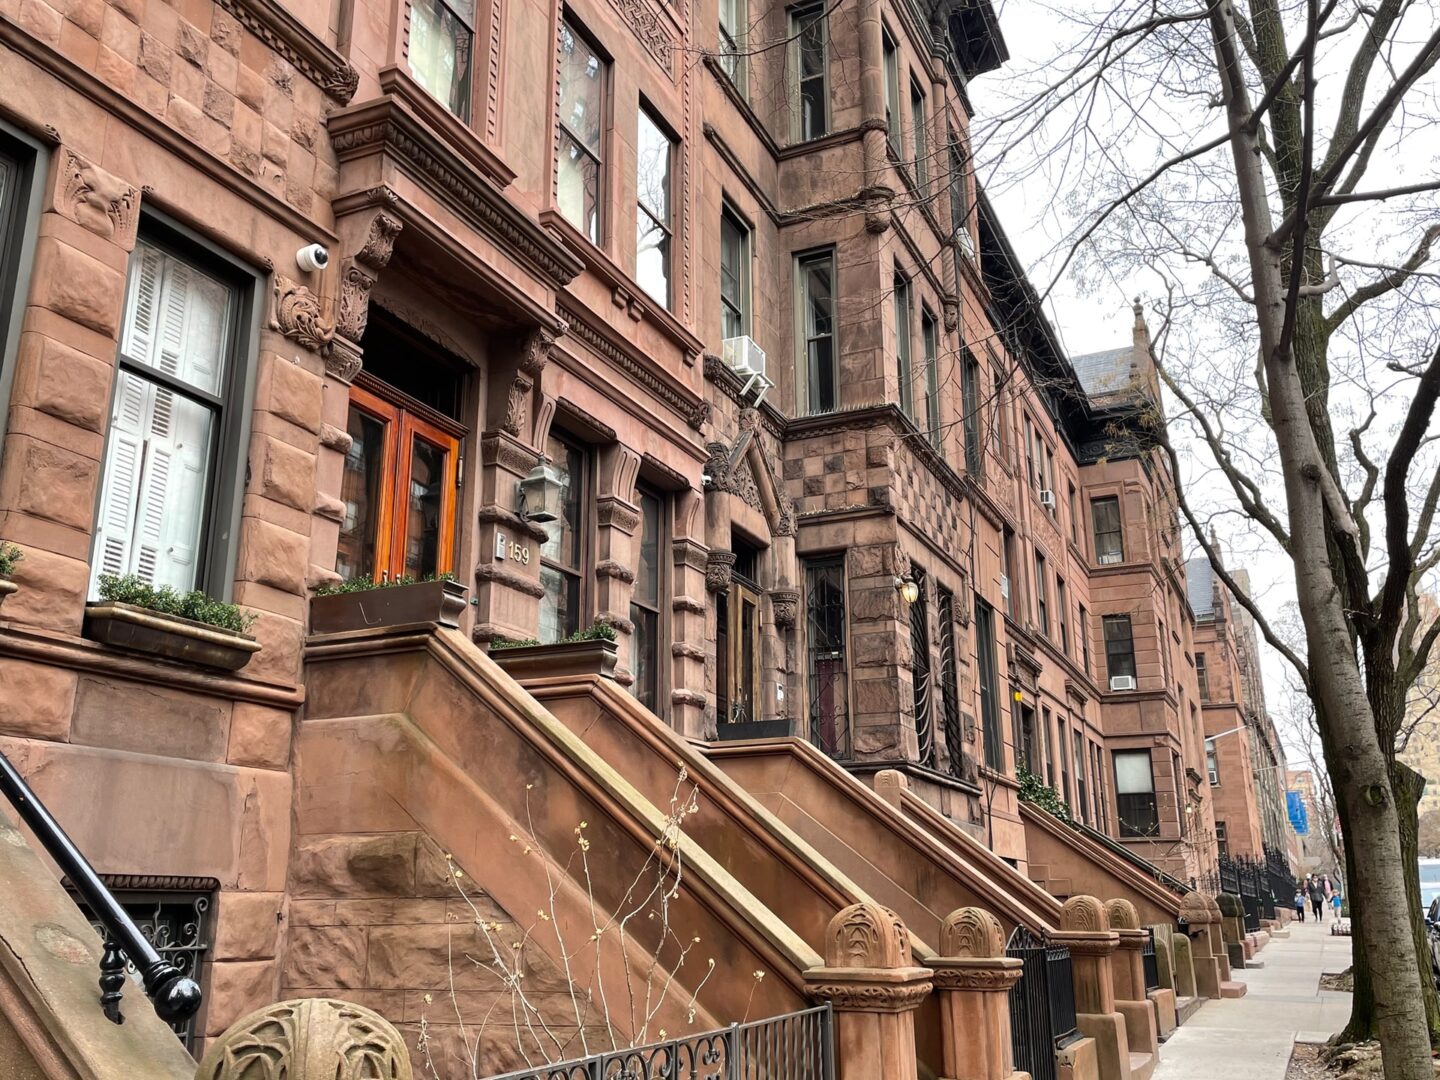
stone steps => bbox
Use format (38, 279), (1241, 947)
(1220, 980), (1248, 998)
(1176, 995), (1205, 1023)
(1129, 1050), (1157, 1080)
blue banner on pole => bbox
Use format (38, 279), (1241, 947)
(1287, 791), (1309, 835)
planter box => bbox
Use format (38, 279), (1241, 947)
(84, 603), (261, 671)
(717, 718), (795, 741)
(489, 638), (618, 682)
(0, 580), (15, 611)
(309, 578), (468, 635)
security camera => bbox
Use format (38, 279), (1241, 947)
(295, 243), (330, 274)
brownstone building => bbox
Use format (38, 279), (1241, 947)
(0, 0), (1278, 1066)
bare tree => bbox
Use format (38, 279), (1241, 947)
(979, 0), (1440, 1072)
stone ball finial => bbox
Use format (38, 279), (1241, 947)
(826, 901), (911, 970)
(1104, 898), (1140, 931)
(1180, 891), (1213, 924)
(1060, 895), (1110, 934)
(939, 908), (1005, 959)
(196, 998), (412, 1080)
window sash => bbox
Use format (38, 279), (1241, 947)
(798, 251), (836, 413)
(718, 0), (746, 89)
(558, 20), (605, 239)
(1034, 551), (1048, 635)
(894, 274), (912, 418)
(962, 351), (981, 473)
(976, 597), (1001, 770)
(1057, 578), (1069, 654)
(922, 313), (940, 446)
(1103, 615), (1135, 679)
(630, 488), (665, 712)
(790, 5), (828, 141)
(1091, 496), (1124, 562)
(882, 32), (899, 148)
(408, 0), (475, 118)
(911, 82), (927, 185)
(720, 207), (750, 339)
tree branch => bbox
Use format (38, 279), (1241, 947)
(1325, 223), (1440, 333)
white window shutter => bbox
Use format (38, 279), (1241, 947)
(130, 385), (211, 590)
(89, 371), (148, 597)
(120, 244), (164, 366)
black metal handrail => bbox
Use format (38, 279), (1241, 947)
(1141, 929), (1160, 992)
(1058, 815), (1192, 896)
(0, 747), (201, 1028)
(481, 1004), (834, 1080)
(1045, 944), (1080, 1046)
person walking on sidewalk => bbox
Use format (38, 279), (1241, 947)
(1331, 891), (1343, 920)
(1309, 877), (1326, 922)
(1294, 888), (1307, 922)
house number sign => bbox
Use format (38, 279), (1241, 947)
(494, 534), (532, 564)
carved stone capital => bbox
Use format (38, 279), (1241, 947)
(271, 273), (335, 356)
(197, 998), (412, 1079)
(597, 495), (642, 534)
(1050, 930), (1120, 957)
(480, 431), (542, 477)
(803, 968), (934, 1013)
(517, 326), (555, 378)
(335, 204), (403, 345)
(596, 559), (636, 584)
(927, 956), (1023, 993)
(325, 336), (363, 384)
(769, 587), (800, 629)
(705, 550), (736, 593)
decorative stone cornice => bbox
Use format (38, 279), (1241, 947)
(473, 563), (545, 598)
(481, 431), (542, 477)
(605, 0), (676, 74)
(213, 0), (358, 103)
(329, 95), (582, 288)
(804, 969), (934, 1012)
(927, 957), (1023, 993)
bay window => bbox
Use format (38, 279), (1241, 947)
(1115, 749), (1159, 837)
(557, 20), (605, 243)
(797, 249), (837, 413)
(408, 0), (474, 119)
(1103, 614), (1136, 685)
(92, 237), (240, 597)
(635, 107), (673, 308)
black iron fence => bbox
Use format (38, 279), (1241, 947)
(482, 1005), (834, 1080)
(1007, 928), (1079, 1080)
(1142, 929), (1160, 993)
(0, 746), (202, 1034)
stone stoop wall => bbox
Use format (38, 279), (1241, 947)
(283, 830), (607, 1076)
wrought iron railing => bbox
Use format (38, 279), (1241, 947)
(1141, 929), (1160, 993)
(1235, 856), (1263, 932)
(0, 747), (202, 1032)
(1006, 927), (1079, 1080)
(1218, 856), (1240, 896)
(481, 1005), (834, 1080)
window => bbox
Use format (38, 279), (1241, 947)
(910, 80), (928, 185)
(948, 139), (969, 274)
(1058, 712), (1071, 807)
(1091, 495), (1124, 564)
(1017, 702), (1036, 773)
(1103, 614), (1136, 683)
(630, 487), (665, 713)
(882, 30), (899, 150)
(636, 107), (673, 308)
(1215, 820), (1228, 859)
(1079, 604), (1092, 674)
(720, 205), (751, 340)
(557, 21), (605, 243)
(806, 556), (849, 758)
(1207, 740), (1220, 785)
(789, 4), (828, 141)
(1001, 527), (1019, 618)
(975, 596), (1001, 770)
(797, 250), (837, 412)
(719, 539), (762, 725)
(962, 349), (981, 474)
(922, 310), (940, 447)
(1023, 414), (1035, 488)
(1033, 550), (1048, 636)
(1043, 445), (1055, 510)
(910, 566), (934, 767)
(538, 432), (587, 643)
(1043, 705), (1056, 787)
(1057, 577), (1069, 655)
(0, 133), (41, 446)
(937, 587), (965, 779)
(92, 236), (246, 598)
(1196, 652), (1210, 700)
(1173, 750), (1186, 837)
(408, 0), (473, 118)
(1075, 729), (1089, 825)
(718, 0), (746, 92)
(1068, 483), (1078, 544)
(1091, 742), (1108, 833)
(894, 272), (913, 418)
(1114, 749), (1159, 837)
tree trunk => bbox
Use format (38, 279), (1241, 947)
(1392, 760), (1440, 1044)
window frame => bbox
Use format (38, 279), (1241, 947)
(795, 247), (838, 413)
(961, 348), (981, 474)
(538, 429), (591, 643)
(882, 29), (900, 151)
(1033, 549), (1048, 637)
(789, 2), (829, 142)
(1114, 748), (1159, 838)
(629, 483), (669, 716)
(894, 270), (913, 419)
(805, 553), (851, 759)
(1091, 494), (1124, 564)
(556, 17), (609, 245)
(0, 123), (46, 455)
(91, 216), (260, 602)
(910, 77), (928, 186)
(635, 104), (674, 309)
(1103, 614), (1136, 684)
(1196, 651), (1210, 700)
(720, 202), (752, 341)
(922, 308), (940, 447)
(1079, 603), (1092, 674)
(406, 0), (477, 120)
(717, 0), (747, 94)
(975, 595), (1002, 771)
(1207, 740), (1220, 786)
(1057, 576), (1069, 655)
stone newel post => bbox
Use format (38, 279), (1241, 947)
(805, 902), (933, 1080)
(1179, 892), (1225, 1000)
(1052, 896), (1133, 1080)
(197, 997), (412, 1079)
(928, 908), (1025, 1080)
(1103, 899), (1160, 1061)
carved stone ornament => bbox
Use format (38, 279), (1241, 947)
(271, 274), (335, 355)
(928, 961), (1023, 993)
(597, 496), (642, 534)
(769, 587), (800, 629)
(1180, 891), (1216, 925)
(502, 371), (534, 437)
(826, 902), (911, 970)
(58, 150), (138, 247)
(705, 550), (737, 593)
(212, 0), (359, 103)
(1104, 898), (1140, 931)
(196, 997), (412, 1080)
(1060, 895), (1109, 934)
(939, 907), (1004, 960)
(336, 209), (403, 345)
(803, 977), (933, 1013)
(326, 337), (363, 384)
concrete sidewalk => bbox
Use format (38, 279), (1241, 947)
(1151, 917), (1353, 1080)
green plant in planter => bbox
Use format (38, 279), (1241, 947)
(312, 572), (457, 596)
(0, 541), (22, 578)
(490, 623), (618, 650)
(1017, 760), (1071, 822)
(96, 573), (256, 635)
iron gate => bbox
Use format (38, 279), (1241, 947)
(1007, 927), (1078, 1080)
(1142, 929), (1160, 993)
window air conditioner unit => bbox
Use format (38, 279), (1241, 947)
(1098, 552), (1123, 566)
(1039, 488), (1056, 508)
(722, 336), (773, 405)
(1110, 675), (1137, 692)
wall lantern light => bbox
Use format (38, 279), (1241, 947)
(894, 576), (919, 604)
(518, 463), (567, 524)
